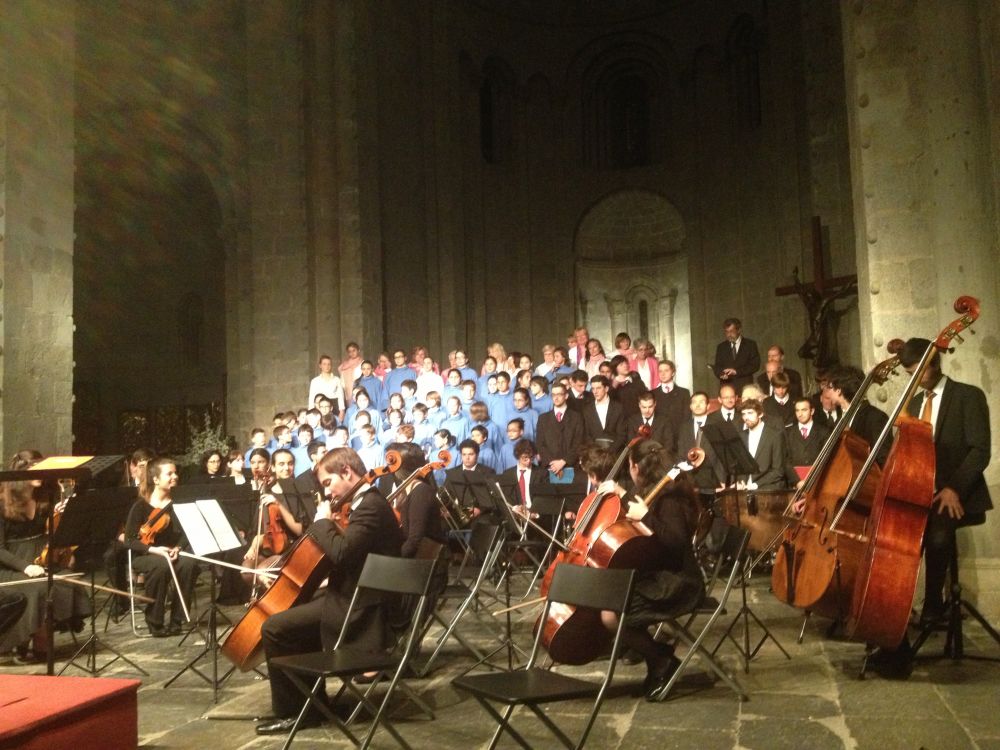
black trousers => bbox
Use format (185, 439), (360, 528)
(131, 553), (199, 626)
(0, 593), (27, 641)
(261, 597), (327, 718)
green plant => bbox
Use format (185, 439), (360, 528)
(183, 413), (232, 468)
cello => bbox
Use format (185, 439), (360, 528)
(838, 296), (980, 648)
(221, 452), (402, 671)
(539, 437), (704, 665)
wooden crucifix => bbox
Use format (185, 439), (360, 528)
(775, 216), (858, 370)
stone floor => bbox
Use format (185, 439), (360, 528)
(4, 564), (1000, 750)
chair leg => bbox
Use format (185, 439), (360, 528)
(476, 699), (533, 750)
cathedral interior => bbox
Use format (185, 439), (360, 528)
(1, 0), (998, 656)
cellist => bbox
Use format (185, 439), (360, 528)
(256, 447), (403, 736)
(595, 439), (705, 700)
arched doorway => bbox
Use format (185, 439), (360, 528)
(574, 189), (692, 386)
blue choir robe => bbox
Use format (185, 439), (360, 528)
(497, 439), (519, 473)
(531, 393), (553, 414)
(413, 421), (435, 451)
(478, 445), (502, 473)
(426, 407), (446, 430)
(477, 372), (498, 397)
(511, 405), (539, 442)
(356, 374), (387, 411)
(456, 365), (478, 382)
(383, 367), (412, 400)
(290, 445), (312, 476)
(442, 384), (463, 403)
(346, 405), (382, 432)
(433, 449), (461, 487)
(439, 413), (470, 444)
(244, 445), (269, 464)
(490, 393), (515, 430)
(356, 441), (385, 471)
(545, 365), (574, 383)
(470, 419), (501, 451)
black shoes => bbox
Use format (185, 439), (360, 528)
(148, 623), (169, 638)
(866, 642), (914, 680)
(644, 653), (682, 701)
(621, 648), (643, 666)
(255, 717), (319, 736)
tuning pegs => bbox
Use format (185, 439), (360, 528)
(954, 333), (965, 344)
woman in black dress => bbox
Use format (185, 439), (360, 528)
(600, 439), (704, 699)
(0, 450), (91, 661)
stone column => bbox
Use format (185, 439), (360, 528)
(0, 1), (76, 456)
(604, 295), (626, 340)
(656, 290), (678, 364)
(843, 0), (1000, 615)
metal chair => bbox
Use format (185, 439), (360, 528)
(269, 555), (439, 750)
(452, 565), (635, 750)
(418, 522), (504, 676)
(647, 525), (751, 702)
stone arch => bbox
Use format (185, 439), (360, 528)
(565, 32), (680, 168)
(73, 115), (230, 453)
(573, 189), (692, 386)
(480, 56), (518, 164)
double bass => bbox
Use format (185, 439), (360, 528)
(221, 452), (402, 671)
(839, 296), (980, 648)
(770, 349), (900, 621)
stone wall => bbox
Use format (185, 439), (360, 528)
(0, 1), (76, 458)
(842, 0), (1000, 615)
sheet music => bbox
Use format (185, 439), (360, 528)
(173, 503), (221, 556)
(196, 499), (242, 552)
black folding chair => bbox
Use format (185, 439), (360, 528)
(453, 565), (635, 750)
(647, 526), (751, 702)
(418, 522), (504, 676)
(269, 555), (439, 750)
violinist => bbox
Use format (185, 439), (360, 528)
(0, 450), (90, 662)
(244, 448), (314, 563)
(256, 447), (403, 736)
(596, 440), (705, 700)
(123, 457), (199, 637)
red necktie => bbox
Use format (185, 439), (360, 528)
(518, 470), (527, 503)
(801, 426), (808, 438)
(556, 411), (563, 422)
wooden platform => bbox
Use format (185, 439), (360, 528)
(0, 674), (140, 750)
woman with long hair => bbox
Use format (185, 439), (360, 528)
(0, 450), (91, 661)
(599, 440), (704, 700)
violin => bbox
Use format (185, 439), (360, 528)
(34, 480), (78, 569)
(139, 502), (172, 546)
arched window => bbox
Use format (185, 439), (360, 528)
(480, 58), (516, 164)
(638, 299), (650, 340)
(608, 74), (651, 168)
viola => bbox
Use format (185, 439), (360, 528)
(263, 500), (289, 555)
(222, 451), (403, 671)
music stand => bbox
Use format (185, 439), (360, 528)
(162, 498), (244, 702)
(700, 425), (790, 672)
(51, 486), (147, 676)
(0, 454), (124, 676)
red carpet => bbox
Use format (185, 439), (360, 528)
(0, 674), (139, 750)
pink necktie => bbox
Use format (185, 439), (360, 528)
(801, 426), (808, 438)
(556, 411), (563, 422)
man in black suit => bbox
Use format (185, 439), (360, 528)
(899, 338), (992, 622)
(762, 371), (796, 428)
(756, 345), (804, 400)
(653, 359), (691, 436)
(582, 375), (626, 453)
(737, 399), (788, 491)
(827, 365), (891, 466)
(565, 370), (594, 413)
(444, 439), (497, 517)
(711, 317), (760, 392)
(675, 391), (727, 496)
(627, 391), (676, 463)
(536, 382), (585, 476)
(258, 447), (404, 734)
(707, 384), (739, 425)
(784, 397), (831, 487)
